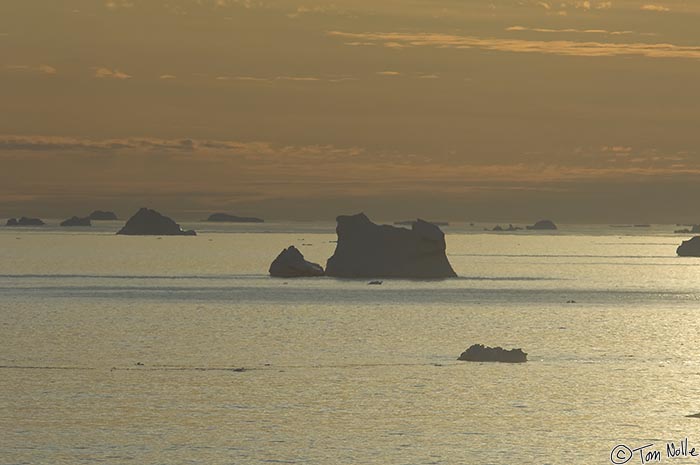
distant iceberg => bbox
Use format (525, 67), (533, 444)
(117, 208), (196, 236)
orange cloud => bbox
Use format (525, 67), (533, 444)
(641, 4), (670, 12)
(328, 31), (700, 60)
(6, 64), (57, 75)
(0, 135), (695, 190)
(95, 67), (132, 79)
(506, 26), (639, 36)
(0, 135), (697, 220)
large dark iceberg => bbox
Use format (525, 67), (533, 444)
(526, 219), (557, 230)
(325, 213), (457, 278)
(269, 246), (324, 277)
(116, 208), (196, 236)
(677, 236), (700, 257)
(206, 213), (264, 223)
(88, 210), (118, 220)
(60, 216), (91, 227)
(458, 344), (527, 363)
(6, 217), (45, 226)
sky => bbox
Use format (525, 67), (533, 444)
(1, 0), (699, 222)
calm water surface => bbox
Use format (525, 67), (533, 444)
(2, 221), (700, 464)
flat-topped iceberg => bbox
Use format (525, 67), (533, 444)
(206, 213), (264, 223)
(88, 210), (118, 220)
(6, 217), (45, 226)
(458, 344), (527, 363)
(325, 213), (457, 278)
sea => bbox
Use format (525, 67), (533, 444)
(2, 220), (700, 465)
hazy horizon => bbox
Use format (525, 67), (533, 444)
(2, 0), (699, 222)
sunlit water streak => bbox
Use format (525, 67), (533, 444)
(2, 223), (700, 464)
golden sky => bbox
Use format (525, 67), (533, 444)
(1, 0), (698, 222)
